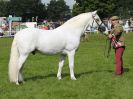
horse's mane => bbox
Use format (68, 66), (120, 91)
(62, 12), (91, 26)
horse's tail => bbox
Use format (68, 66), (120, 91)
(8, 38), (19, 82)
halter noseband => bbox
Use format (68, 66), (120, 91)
(91, 15), (106, 32)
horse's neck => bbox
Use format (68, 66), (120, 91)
(57, 17), (91, 37)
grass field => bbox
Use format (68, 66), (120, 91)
(0, 33), (133, 99)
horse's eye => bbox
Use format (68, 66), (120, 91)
(96, 19), (99, 22)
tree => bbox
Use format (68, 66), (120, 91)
(46, 0), (57, 20)
(72, 3), (83, 16)
(72, 0), (117, 18)
(116, 0), (133, 18)
(8, 0), (47, 21)
(0, 0), (10, 16)
(47, 0), (70, 21)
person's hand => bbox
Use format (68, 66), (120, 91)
(108, 34), (113, 38)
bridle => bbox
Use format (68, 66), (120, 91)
(90, 15), (106, 32)
(92, 15), (103, 27)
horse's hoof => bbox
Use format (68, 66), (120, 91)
(71, 77), (77, 80)
(16, 82), (19, 85)
(20, 81), (25, 84)
(17, 80), (25, 85)
(57, 76), (62, 80)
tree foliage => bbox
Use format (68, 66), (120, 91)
(0, 0), (70, 21)
(9, 0), (47, 21)
(0, 0), (10, 16)
(73, 0), (117, 18)
(47, 0), (70, 21)
(116, 0), (133, 18)
(0, 0), (47, 21)
(0, 0), (133, 21)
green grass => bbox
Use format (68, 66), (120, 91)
(0, 33), (133, 99)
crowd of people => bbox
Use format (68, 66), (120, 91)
(38, 20), (64, 30)
(124, 18), (133, 33)
(0, 18), (64, 37)
(0, 16), (133, 37)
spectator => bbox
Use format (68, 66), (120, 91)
(0, 27), (4, 36)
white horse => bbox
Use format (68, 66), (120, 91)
(8, 11), (105, 85)
(124, 20), (130, 33)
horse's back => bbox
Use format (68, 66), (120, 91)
(15, 28), (39, 38)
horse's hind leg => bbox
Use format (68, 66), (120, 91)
(16, 54), (28, 85)
(57, 54), (66, 80)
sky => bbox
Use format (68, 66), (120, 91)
(41, 0), (76, 9)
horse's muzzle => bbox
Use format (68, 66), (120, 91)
(98, 26), (106, 32)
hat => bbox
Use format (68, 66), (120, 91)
(110, 16), (119, 21)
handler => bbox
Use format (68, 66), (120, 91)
(108, 16), (125, 75)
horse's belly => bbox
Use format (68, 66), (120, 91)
(36, 34), (66, 54)
(38, 47), (64, 54)
(37, 40), (66, 54)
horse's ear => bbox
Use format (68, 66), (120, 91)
(92, 10), (97, 15)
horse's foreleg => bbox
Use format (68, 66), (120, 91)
(68, 50), (76, 80)
(16, 54), (28, 85)
(57, 54), (66, 80)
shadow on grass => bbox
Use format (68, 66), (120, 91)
(76, 68), (129, 78)
(25, 73), (57, 81)
(25, 73), (71, 81)
(25, 68), (129, 81)
(75, 70), (114, 78)
(124, 68), (130, 72)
